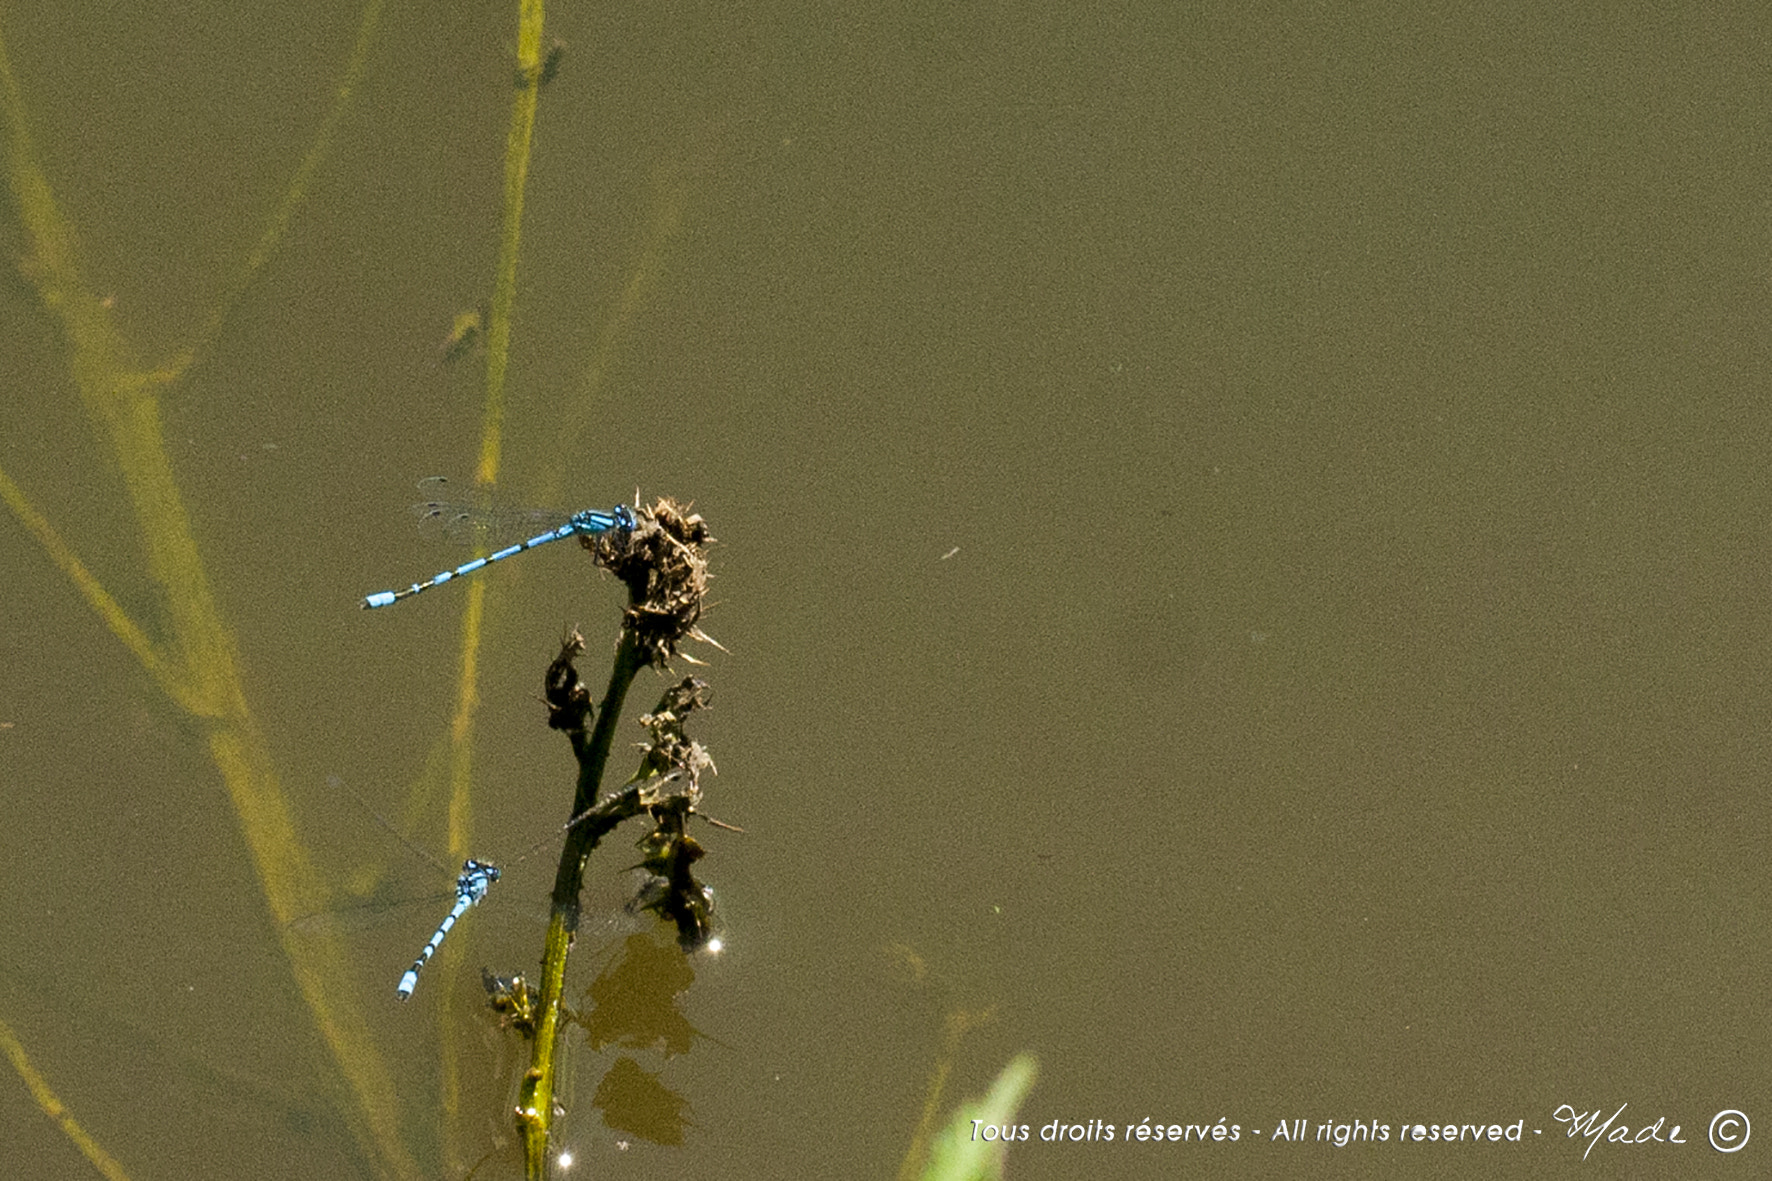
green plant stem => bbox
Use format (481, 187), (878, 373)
(478, 0), (547, 487)
(519, 627), (647, 1176)
(441, 0), (546, 1141)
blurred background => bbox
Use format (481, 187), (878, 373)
(1, 2), (1768, 1178)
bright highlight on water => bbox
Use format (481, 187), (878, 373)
(362, 501), (635, 609)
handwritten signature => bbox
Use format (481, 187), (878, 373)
(1553, 1104), (1685, 1160)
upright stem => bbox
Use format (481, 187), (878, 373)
(519, 627), (647, 1175)
(478, 0), (547, 488)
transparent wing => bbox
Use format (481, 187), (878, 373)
(408, 476), (571, 544)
